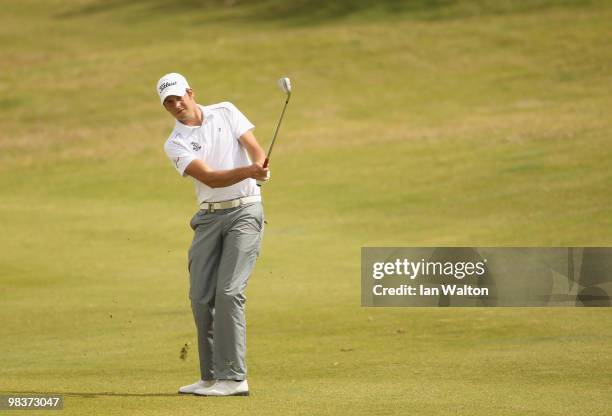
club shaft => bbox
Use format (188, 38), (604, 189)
(264, 95), (291, 167)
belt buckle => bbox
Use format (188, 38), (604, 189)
(209, 203), (215, 213)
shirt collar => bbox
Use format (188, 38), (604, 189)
(174, 105), (214, 137)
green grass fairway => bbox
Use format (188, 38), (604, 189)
(1, 1), (611, 415)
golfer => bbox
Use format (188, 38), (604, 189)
(157, 73), (268, 397)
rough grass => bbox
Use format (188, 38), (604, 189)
(1, 1), (611, 415)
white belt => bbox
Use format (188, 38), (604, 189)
(199, 195), (261, 212)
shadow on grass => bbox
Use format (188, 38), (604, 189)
(56, 0), (594, 25)
(2, 390), (183, 398)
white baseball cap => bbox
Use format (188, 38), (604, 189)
(157, 73), (190, 104)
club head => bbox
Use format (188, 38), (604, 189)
(278, 77), (291, 95)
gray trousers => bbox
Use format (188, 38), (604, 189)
(187, 202), (264, 381)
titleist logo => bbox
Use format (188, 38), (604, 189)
(159, 81), (177, 93)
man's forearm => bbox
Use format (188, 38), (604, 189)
(195, 166), (252, 189)
(240, 130), (267, 165)
(250, 147), (266, 165)
(185, 160), (253, 189)
(245, 144), (265, 165)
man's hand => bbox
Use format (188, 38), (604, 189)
(248, 162), (270, 181)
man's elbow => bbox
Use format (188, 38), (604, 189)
(207, 181), (222, 189)
(197, 176), (221, 188)
(186, 171), (216, 188)
(186, 167), (217, 188)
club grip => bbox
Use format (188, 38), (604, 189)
(256, 158), (269, 187)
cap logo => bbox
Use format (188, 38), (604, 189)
(159, 81), (177, 93)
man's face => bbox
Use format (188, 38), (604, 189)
(163, 89), (198, 123)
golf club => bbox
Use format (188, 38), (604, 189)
(257, 77), (291, 186)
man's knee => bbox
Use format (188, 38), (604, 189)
(215, 289), (246, 308)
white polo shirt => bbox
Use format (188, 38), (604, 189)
(163, 102), (261, 204)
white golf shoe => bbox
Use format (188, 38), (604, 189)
(178, 379), (216, 394)
(195, 380), (249, 397)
